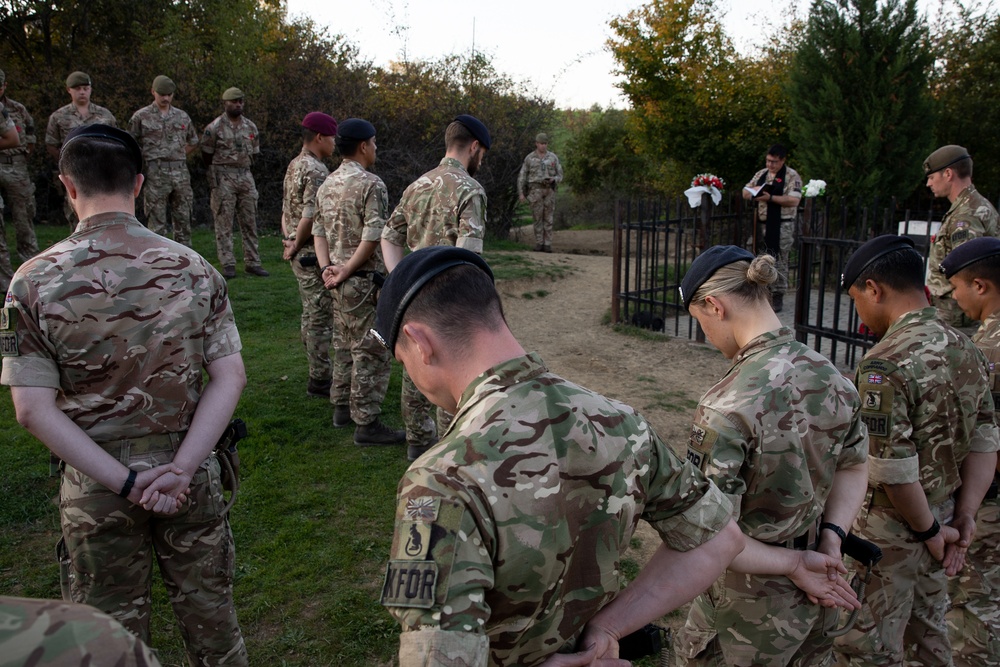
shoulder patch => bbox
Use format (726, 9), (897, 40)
(857, 358), (899, 377)
(0, 306), (16, 331)
(0, 331), (17, 357)
(686, 423), (719, 471)
(951, 229), (971, 244)
(381, 561), (438, 608)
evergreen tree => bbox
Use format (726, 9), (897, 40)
(787, 0), (934, 199)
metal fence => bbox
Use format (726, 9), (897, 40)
(612, 192), (998, 368)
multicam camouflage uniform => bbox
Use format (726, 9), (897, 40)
(282, 147), (332, 384)
(677, 328), (868, 666)
(201, 114), (262, 270)
(0, 212), (248, 666)
(0, 94), (39, 263)
(382, 156), (487, 446)
(927, 186), (1000, 326)
(44, 102), (117, 226)
(946, 311), (1000, 666)
(0, 102), (16, 294)
(0, 595), (162, 666)
(746, 166), (802, 297)
(833, 307), (999, 667)
(127, 103), (198, 246)
(517, 149), (563, 249)
(315, 159), (391, 424)
(381, 352), (734, 667)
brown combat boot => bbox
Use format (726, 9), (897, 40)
(245, 265), (270, 277)
(222, 265), (236, 279)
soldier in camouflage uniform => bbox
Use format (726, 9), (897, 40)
(742, 144), (802, 312)
(0, 69), (39, 263)
(374, 246), (744, 666)
(924, 145), (1000, 328)
(517, 132), (563, 252)
(381, 115), (490, 461)
(313, 118), (404, 447)
(1, 125), (248, 666)
(0, 595), (162, 667)
(834, 235), (1000, 666)
(676, 246), (869, 666)
(280, 112), (336, 398)
(127, 75), (198, 246)
(45, 72), (117, 227)
(201, 87), (267, 278)
(0, 100), (21, 295)
(940, 237), (1000, 666)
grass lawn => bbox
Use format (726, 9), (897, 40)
(0, 223), (558, 666)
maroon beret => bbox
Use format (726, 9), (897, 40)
(302, 112), (338, 136)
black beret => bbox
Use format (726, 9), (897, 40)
(61, 124), (143, 174)
(374, 246), (494, 354)
(337, 118), (375, 141)
(841, 235), (916, 289)
(923, 145), (971, 176)
(940, 236), (1000, 278)
(680, 245), (754, 310)
(454, 114), (491, 150)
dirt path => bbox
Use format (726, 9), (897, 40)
(496, 229), (731, 588)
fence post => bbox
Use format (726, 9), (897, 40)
(612, 199), (622, 325)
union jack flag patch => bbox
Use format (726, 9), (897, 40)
(868, 373), (883, 384)
(404, 497), (439, 522)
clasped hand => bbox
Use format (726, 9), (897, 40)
(127, 464), (192, 515)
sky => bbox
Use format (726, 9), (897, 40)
(284, 0), (816, 110)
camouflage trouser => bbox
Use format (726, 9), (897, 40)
(210, 166), (260, 269)
(677, 570), (832, 666)
(528, 184), (556, 248)
(331, 273), (391, 424)
(751, 218), (794, 295)
(143, 161), (193, 247)
(0, 212), (11, 295)
(0, 595), (163, 666)
(401, 370), (436, 448)
(834, 501), (955, 666)
(947, 493), (1000, 666)
(59, 437), (247, 666)
(0, 157), (38, 261)
(291, 255), (332, 383)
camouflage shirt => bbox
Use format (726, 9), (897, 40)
(382, 352), (733, 667)
(855, 308), (998, 502)
(381, 157), (486, 254)
(0, 96), (34, 156)
(314, 158), (388, 270)
(927, 185), (1000, 299)
(973, 311), (1000, 425)
(45, 102), (117, 148)
(126, 103), (198, 162)
(0, 212), (242, 442)
(200, 114), (259, 168)
(747, 166), (803, 221)
(686, 328), (868, 542)
(0, 595), (162, 666)
(517, 150), (563, 195)
(281, 147), (329, 240)
(0, 102), (15, 138)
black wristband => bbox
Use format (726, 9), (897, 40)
(119, 469), (137, 498)
(911, 518), (941, 542)
(820, 521), (847, 541)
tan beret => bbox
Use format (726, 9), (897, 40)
(222, 87), (245, 101)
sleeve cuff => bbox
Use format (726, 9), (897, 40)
(1, 356), (61, 388)
(869, 454), (919, 485)
(970, 423), (1000, 453)
(649, 483), (734, 552)
(456, 237), (484, 254)
(398, 628), (488, 667)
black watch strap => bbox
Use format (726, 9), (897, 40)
(820, 521), (847, 541)
(911, 518), (941, 542)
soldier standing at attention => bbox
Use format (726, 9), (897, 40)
(375, 246), (744, 666)
(939, 237), (1000, 666)
(314, 118), (404, 447)
(381, 114), (489, 461)
(1, 125), (249, 666)
(834, 235), (999, 666)
(201, 87), (267, 279)
(280, 112), (336, 399)
(517, 132), (563, 253)
(676, 246), (869, 666)
(45, 71), (116, 226)
(924, 145), (999, 327)
(0, 98), (21, 294)
(0, 69), (39, 262)
(126, 75), (198, 246)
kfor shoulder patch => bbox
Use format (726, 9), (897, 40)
(687, 423), (719, 471)
(381, 561), (438, 608)
(857, 363), (895, 439)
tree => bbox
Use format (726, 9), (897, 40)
(787, 0), (935, 198)
(930, 4), (1000, 195)
(563, 108), (654, 197)
(607, 0), (791, 194)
